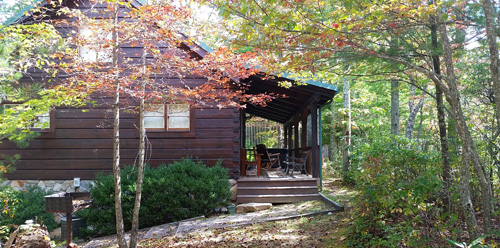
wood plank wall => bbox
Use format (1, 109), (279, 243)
(2, 106), (240, 180)
(2, 0), (241, 180)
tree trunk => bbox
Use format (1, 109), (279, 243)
(342, 76), (351, 177)
(111, 3), (127, 247)
(129, 47), (148, 248)
(405, 82), (425, 139)
(481, 0), (500, 139)
(439, 19), (492, 237)
(329, 102), (338, 163)
(390, 79), (400, 135)
(431, 21), (451, 212)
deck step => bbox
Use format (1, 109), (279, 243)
(237, 178), (318, 187)
(237, 194), (321, 203)
(238, 186), (318, 195)
(236, 178), (320, 204)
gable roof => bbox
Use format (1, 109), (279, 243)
(6, 0), (337, 124)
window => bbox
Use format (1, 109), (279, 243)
(144, 104), (191, 131)
(1, 104), (51, 131)
(79, 21), (112, 62)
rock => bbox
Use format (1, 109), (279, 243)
(229, 179), (237, 187)
(11, 180), (24, 189)
(61, 181), (70, 192)
(230, 185), (237, 201)
(12, 223), (51, 248)
(44, 181), (56, 188)
(221, 207), (228, 213)
(53, 183), (62, 192)
(235, 203), (272, 213)
(37, 181), (46, 189)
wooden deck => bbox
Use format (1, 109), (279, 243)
(237, 169), (320, 204)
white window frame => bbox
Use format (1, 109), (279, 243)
(144, 104), (191, 131)
(1, 103), (51, 131)
(79, 20), (112, 63)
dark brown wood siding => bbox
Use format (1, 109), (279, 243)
(3, 0), (241, 180)
(2, 106), (240, 180)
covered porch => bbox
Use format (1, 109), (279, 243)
(237, 74), (337, 203)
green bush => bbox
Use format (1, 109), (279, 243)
(78, 158), (231, 237)
(346, 136), (443, 247)
(0, 185), (58, 231)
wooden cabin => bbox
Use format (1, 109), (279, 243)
(2, 0), (337, 202)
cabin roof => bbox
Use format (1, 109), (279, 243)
(6, 0), (337, 124)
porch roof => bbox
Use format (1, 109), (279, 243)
(241, 74), (337, 124)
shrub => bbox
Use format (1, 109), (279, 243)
(346, 136), (443, 247)
(0, 185), (58, 232)
(78, 158), (230, 237)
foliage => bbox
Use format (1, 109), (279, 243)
(0, 185), (58, 233)
(78, 159), (231, 237)
(346, 136), (443, 247)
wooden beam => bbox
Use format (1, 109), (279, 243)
(311, 97), (320, 178)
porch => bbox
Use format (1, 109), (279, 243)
(236, 74), (337, 203)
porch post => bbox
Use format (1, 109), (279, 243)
(311, 98), (319, 178)
(301, 108), (308, 150)
(284, 124), (288, 149)
(294, 117), (299, 154)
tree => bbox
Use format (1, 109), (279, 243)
(206, 0), (494, 238)
(40, 1), (263, 247)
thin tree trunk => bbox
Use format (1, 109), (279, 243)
(405, 82), (425, 139)
(111, 3), (127, 247)
(129, 47), (148, 248)
(431, 21), (451, 212)
(329, 102), (337, 163)
(342, 76), (351, 177)
(439, 18), (492, 237)
(482, 0), (500, 138)
(391, 79), (400, 135)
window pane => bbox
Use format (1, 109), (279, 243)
(145, 117), (164, 129)
(168, 116), (189, 129)
(168, 104), (189, 117)
(34, 116), (50, 129)
(145, 104), (165, 117)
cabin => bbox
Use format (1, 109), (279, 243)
(1, 0), (337, 203)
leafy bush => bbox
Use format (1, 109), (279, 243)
(346, 136), (443, 247)
(0, 185), (58, 231)
(78, 158), (230, 237)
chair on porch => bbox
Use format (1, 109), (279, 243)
(240, 148), (262, 176)
(285, 150), (309, 175)
(256, 144), (281, 169)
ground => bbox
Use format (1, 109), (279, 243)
(137, 175), (356, 248)
(76, 173), (356, 248)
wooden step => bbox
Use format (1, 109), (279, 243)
(237, 178), (318, 187)
(237, 194), (321, 203)
(238, 186), (318, 195)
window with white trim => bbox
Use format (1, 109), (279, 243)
(144, 104), (191, 131)
(1, 103), (51, 131)
(79, 21), (112, 62)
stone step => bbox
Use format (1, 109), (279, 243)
(238, 186), (318, 195)
(237, 194), (321, 204)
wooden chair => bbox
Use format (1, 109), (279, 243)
(256, 144), (281, 169)
(285, 151), (309, 175)
(240, 148), (262, 176)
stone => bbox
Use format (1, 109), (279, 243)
(235, 203), (272, 213)
(229, 179), (237, 187)
(10, 223), (51, 248)
(221, 207), (228, 213)
(44, 181), (56, 188)
(11, 180), (24, 188)
(61, 181), (70, 191)
(37, 181), (46, 189)
(53, 183), (62, 192)
(230, 185), (237, 201)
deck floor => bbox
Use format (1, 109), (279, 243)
(240, 168), (312, 180)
